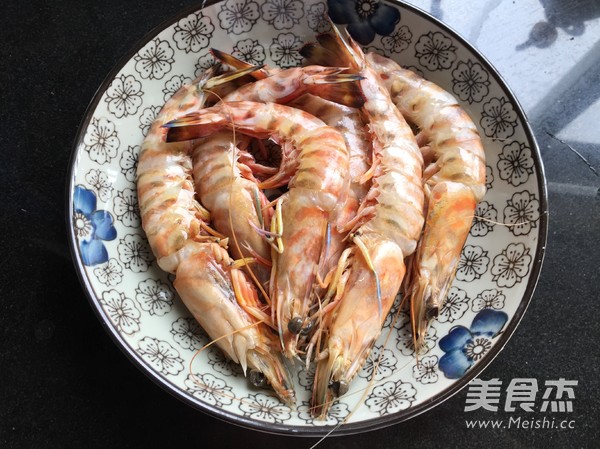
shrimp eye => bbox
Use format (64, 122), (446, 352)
(329, 380), (349, 397)
(425, 305), (439, 320)
(288, 316), (303, 335)
(249, 370), (267, 388)
(299, 320), (314, 336)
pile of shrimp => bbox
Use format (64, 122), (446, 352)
(137, 25), (485, 419)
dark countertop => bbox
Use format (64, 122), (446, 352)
(1, 0), (598, 447)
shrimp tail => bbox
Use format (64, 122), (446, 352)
(301, 28), (363, 70)
(300, 42), (339, 68)
(205, 64), (267, 88)
(306, 73), (366, 108)
(210, 48), (271, 79)
(163, 111), (224, 142)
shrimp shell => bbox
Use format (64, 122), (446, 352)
(301, 32), (425, 417)
(137, 70), (295, 404)
(164, 100), (351, 359)
(366, 52), (486, 351)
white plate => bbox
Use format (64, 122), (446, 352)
(67, 0), (547, 435)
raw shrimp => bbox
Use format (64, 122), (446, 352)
(171, 240), (295, 404)
(209, 51), (374, 348)
(136, 68), (295, 403)
(191, 52), (364, 294)
(301, 32), (424, 417)
(365, 52), (486, 352)
(163, 100), (351, 360)
(290, 94), (372, 359)
(211, 49), (365, 188)
(191, 130), (274, 291)
(215, 53), (364, 110)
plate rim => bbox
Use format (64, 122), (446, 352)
(65, 0), (549, 436)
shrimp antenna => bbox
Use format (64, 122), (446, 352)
(473, 215), (539, 227)
(352, 234), (382, 320)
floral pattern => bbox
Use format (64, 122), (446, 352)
(100, 289), (141, 335)
(239, 393), (292, 423)
(328, 0), (400, 45)
(137, 337), (184, 376)
(381, 25), (412, 54)
(497, 140), (534, 186)
(73, 186), (117, 266)
(113, 188), (140, 228)
(138, 106), (161, 136)
(297, 401), (349, 425)
(218, 0), (260, 35)
(452, 60), (490, 104)
(184, 373), (235, 407)
(269, 33), (303, 67)
(85, 169), (113, 202)
(208, 346), (243, 377)
(455, 245), (490, 282)
(119, 145), (139, 183)
(93, 258), (124, 286)
(412, 355), (439, 384)
(195, 53), (216, 76)
(486, 165), (494, 190)
(134, 38), (175, 80)
(504, 191), (540, 236)
(358, 345), (398, 381)
(184, 373), (234, 406)
(261, 0), (304, 30)
(491, 243), (532, 288)
(135, 279), (174, 316)
(70, 0), (544, 429)
(365, 380), (417, 415)
(173, 12), (214, 53)
(306, 2), (331, 33)
(472, 288), (506, 312)
(470, 201), (497, 237)
(162, 74), (193, 102)
(397, 322), (437, 356)
(104, 74), (143, 118)
(480, 97), (518, 139)
(415, 31), (456, 71)
(117, 234), (153, 273)
(83, 117), (120, 165)
(297, 361), (315, 391)
(438, 287), (469, 323)
(232, 39), (266, 65)
(439, 309), (508, 379)
(171, 317), (207, 351)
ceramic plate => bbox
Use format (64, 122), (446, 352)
(67, 0), (547, 435)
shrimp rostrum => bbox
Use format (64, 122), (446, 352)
(137, 68), (295, 404)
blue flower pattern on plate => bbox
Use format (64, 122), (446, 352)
(327, 0), (400, 45)
(439, 309), (508, 379)
(73, 185), (117, 266)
